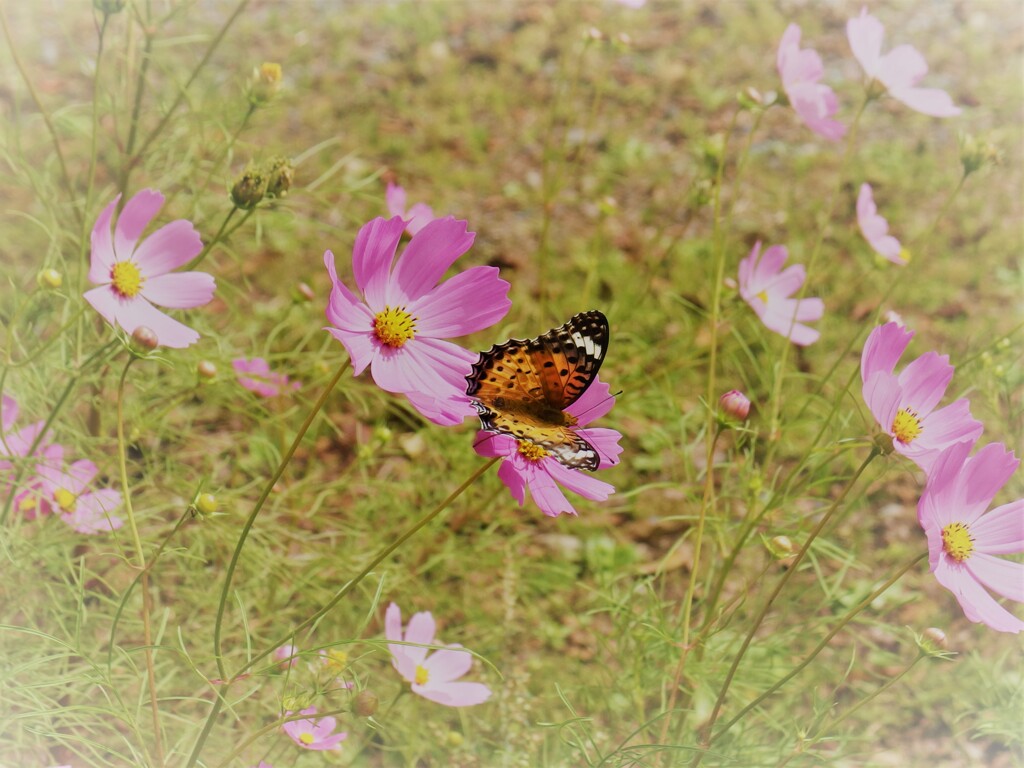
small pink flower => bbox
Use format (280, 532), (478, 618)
(84, 190), (215, 348)
(0, 394), (59, 518)
(232, 357), (300, 398)
(35, 445), (124, 534)
(282, 706), (347, 751)
(386, 182), (436, 236)
(776, 24), (846, 142)
(857, 183), (905, 265)
(738, 242), (823, 346)
(918, 441), (1024, 633)
(861, 322), (982, 472)
(273, 644), (299, 670)
(473, 378), (623, 518)
(719, 390), (751, 421)
(847, 8), (960, 118)
(324, 216), (511, 426)
(385, 603), (491, 707)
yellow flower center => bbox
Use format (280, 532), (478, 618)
(373, 306), (416, 348)
(54, 488), (76, 512)
(325, 649), (348, 672)
(298, 731), (315, 745)
(941, 522), (974, 563)
(414, 664), (429, 685)
(898, 247), (912, 263)
(18, 495), (38, 513)
(111, 261), (144, 298)
(891, 408), (922, 444)
(517, 441), (550, 462)
(756, 290), (769, 304)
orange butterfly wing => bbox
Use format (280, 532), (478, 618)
(467, 310), (609, 470)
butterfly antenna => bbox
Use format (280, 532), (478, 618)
(569, 389), (623, 468)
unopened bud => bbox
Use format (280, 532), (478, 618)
(352, 690), (379, 717)
(719, 390), (751, 421)
(265, 156), (294, 199)
(248, 62), (282, 106)
(196, 493), (218, 516)
(959, 132), (1000, 177)
(37, 268), (63, 289)
(294, 282), (315, 302)
(770, 535), (794, 556)
(231, 167), (268, 210)
(131, 326), (159, 351)
(922, 627), (948, 651)
(446, 730), (464, 748)
(873, 432), (895, 456)
(94, 0), (125, 14)
(197, 360), (218, 379)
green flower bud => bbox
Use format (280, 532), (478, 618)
(37, 268), (63, 289)
(231, 167), (268, 210)
(248, 62), (282, 106)
(264, 156), (294, 199)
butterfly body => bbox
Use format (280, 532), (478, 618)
(467, 310), (609, 471)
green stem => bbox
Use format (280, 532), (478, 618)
(198, 102), (256, 196)
(187, 207), (238, 271)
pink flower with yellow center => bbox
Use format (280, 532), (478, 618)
(84, 190), (215, 348)
(324, 216), (511, 426)
(738, 241), (824, 346)
(386, 182), (436, 236)
(918, 440), (1024, 634)
(473, 378), (623, 518)
(1, 394), (60, 519)
(35, 445), (124, 534)
(861, 322), (982, 473)
(385, 602), (491, 707)
(232, 357), (300, 398)
(776, 23), (846, 142)
(281, 706), (347, 751)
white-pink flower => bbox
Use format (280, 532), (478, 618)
(282, 706), (347, 751)
(232, 357), (300, 398)
(857, 183), (905, 265)
(1, 394), (59, 519)
(386, 182), (436, 236)
(738, 242), (824, 346)
(776, 23), (846, 142)
(847, 8), (961, 118)
(324, 216), (511, 426)
(35, 445), (124, 534)
(84, 190), (215, 348)
(473, 378), (623, 518)
(918, 440), (1024, 633)
(385, 603), (491, 707)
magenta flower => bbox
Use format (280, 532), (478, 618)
(918, 441), (1024, 633)
(473, 378), (623, 518)
(847, 8), (960, 118)
(385, 602), (491, 707)
(232, 357), (300, 398)
(738, 242), (823, 346)
(324, 216), (511, 426)
(861, 322), (982, 472)
(386, 182), (436, 236)
(282, 706), (347, 751)
(857, 184), (905, 265)
(776, 24), (845, 142)
(84, 190), (215, 348)
(35, 445), (124, 534)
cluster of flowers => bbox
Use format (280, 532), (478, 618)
(0, 395), (123, 534)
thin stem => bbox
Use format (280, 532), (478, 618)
(187, 207), (238, 271)
(690, 448), (880, 767)
(197, 102), (256, 196)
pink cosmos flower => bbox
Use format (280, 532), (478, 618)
(232, 358), (300, 398)
(776, 24), (846, 142)
(0, 394), (59, 518)
(324, 216), (511, 426)
(84, 190), (215, 348)
(282, 707), (347, 751)
(857, 183), (905, 265)
(273, 644), (299, 670)
(34, 445), (124, 534)
(738, 242), (824, 346)
(719, 389), (751, 421)
(861, 322), (982, 472)
(385, 602), (491, 707)
(918, 440), (1024, 633)
(847, 8), (960, 118)
(386, 182), (436, 236)
(473, 378), (623, 518)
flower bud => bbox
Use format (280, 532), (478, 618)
(37, 268), (63, 289)
(294, 282), (315, 303)
(264, 156), (294, 199)
(922, 627), (948, 651)
(719, 390), (751, 421)
(248, 62), (282, 106)
(197, 360), (218, 380)
(873, 432), (895, 456)
(231, 167), (268, 210)
(94, 0), (125, 14)
(958, 132), (1000, 177)
(352, 690), (379, 717)
(196, 493), (218, 516)
(131, 326), (159, 351)
(769, 535), (794, 556)
(446, 731), (464, 748)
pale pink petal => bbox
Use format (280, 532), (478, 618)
(876, 44), (928, 91)
(324, 328), (377, 376)
(544, 458), (615, 501)
(960, 443), (1019, 514)
(933, 560), (1024, 633)
(369, 343), (442, 395)
(861, 323), (913, 383)
(759, 301), (822, 345)
(777, 25), (815, 84)
(117, 295), (201, 348)
(142, 272), (216, 309)
(386, 182), (407, 218)
(233, 358), (270, 376)
(567, 378), (615, 424)
(63, 491), (124, 534)
(310, 714), (338, 739)
(789, 86), (846, 142)
(114, 189), (164, 261)
(918, 440), (975, 524)
(404, 611), (436, 647)
(132, 220), (203, 277)
(405, 202), (435, 235)
(749, 244), (789, 288)
(83, 286), (120, 328)
(896, 351), (952, 416)
(407, 337), (478, 388)
(495, 457), (528, 505)
(888, 86), (961, 118)
(1, 421), (46, 458)
(305, 732), (347, 751)
(862, 370), (901, 435)
(0, 394), (16, 433)
(847, 8), (884, 79)
(967, 554), (1024, 603)
(89, 196), (119, 283)
(326, 282), (375, 335)
(857, 184), (904, 263)
(385, 603), (403, 642)
(422, 646), (473, 683)
(403, 391), (475, 426)
(64, 459), (99, 495)
(737, 242), (759, 293)
(578, 427), (624, 469)
(911, 399), (983, 456)
(523, 463), (578, 517)
(351, 217), (405, 310)
(387, 217), (475, 306)
(387, 604), (420, 681)
(973, 501), (1024, 554)
(414, 681), (491, 707)
(761, 263), (806, 300)
(408, 267), (512, 337)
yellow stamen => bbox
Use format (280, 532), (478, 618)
(111, 261), (144, 298)
(54, 488), (76, 512)
(325, 649), (348, 673)
(941, 522), (974, 562)
(414, 664), (429, 685)
(373, 306), (416, 348)
(298, 732), (315, 745)
(18, 495), (38, 513)
(898, 247), (911, 263)
(756, 290), (769, 304)
(517, 441), (550, 462)
(891, 407), (922, 444)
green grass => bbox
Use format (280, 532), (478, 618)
(0, 1), (1021, 766)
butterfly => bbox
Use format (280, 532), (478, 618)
(466, 310), (609, 471)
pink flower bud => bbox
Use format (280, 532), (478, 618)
(719, 390), (750, 421)
(131, 326), (159, 351)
